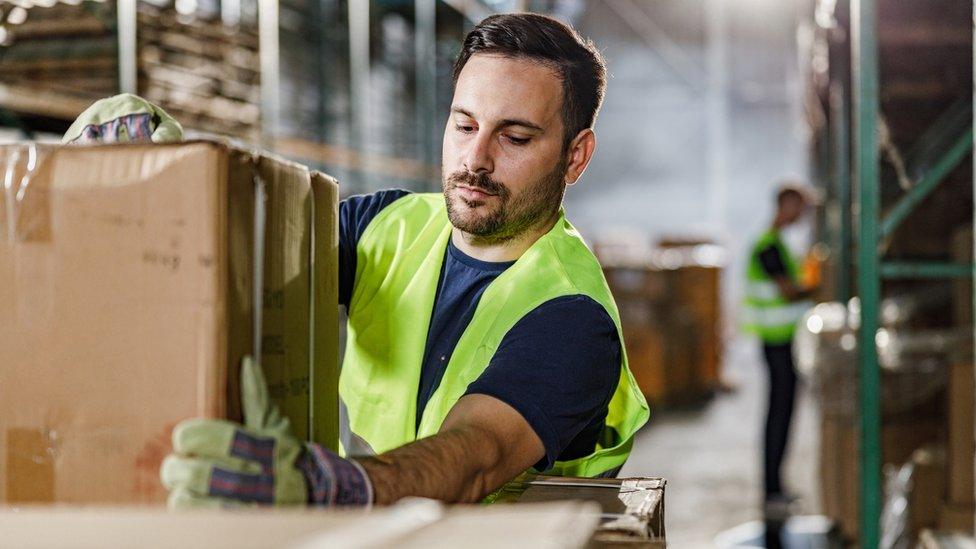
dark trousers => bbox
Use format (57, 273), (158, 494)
(762, 341), (797, 497)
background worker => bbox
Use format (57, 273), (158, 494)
(156, 13), (649, 507)
(742, 184), (818, 517)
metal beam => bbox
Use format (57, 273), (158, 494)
(851, 0), (882, 545)
(415, 0), (438, 191)
(880, 261), (976, 279)
(603, 0), (705, 92)
(258, 0), (280, 147)
(349, 0), (371, 191)
(879, 125), (973, 239)
(831, 81), (852, 301)
(440, 0), (494, 24)
(705, 0), (729, 233)
(117, 0), (138, 94)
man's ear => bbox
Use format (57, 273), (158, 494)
(564, 129), (596, 186)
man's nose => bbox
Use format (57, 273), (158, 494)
(463, 132), (494, 174)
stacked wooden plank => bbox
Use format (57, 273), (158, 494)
(0, 0), (118, 111)
(0, 1), (260, 139)
(137, 2), (260, 140)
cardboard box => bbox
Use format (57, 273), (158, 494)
(0, 500), (602, 549)
(621, 326), (667, 404)
(820, 413), (944, 541)
(487, 474), (666, 544)
(0, 141), (338, 504)
(918, 529), (976, 549)
(950, 224), (972, 328)
(938, 502), (975, 532)
(607, 260), (723, 406)
(907, 447), (947, 541)
(948, 362), (975, 506)
(309, 172), (340, 449)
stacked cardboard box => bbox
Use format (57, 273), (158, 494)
(601, 244), (725, 406)
(820, 399), (945, 541)
(0, 140), (338, 504)
(942, 361), (975, 531)
(944, 224), (975, 531)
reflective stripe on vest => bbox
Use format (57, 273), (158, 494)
(741, 301), (810, 328)
(339, 193), (649, 477)
(742, 230), (809, 344)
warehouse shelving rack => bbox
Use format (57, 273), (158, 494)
(827, 0), (976, 546)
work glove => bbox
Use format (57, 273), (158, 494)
(160, 356), (373, 508)
(62, 93), (184, 145)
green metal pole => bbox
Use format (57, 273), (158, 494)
(851, 0), (881, 546)
(832, 81), (852, 302)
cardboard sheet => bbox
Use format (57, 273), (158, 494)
(0, 500), (601, 549)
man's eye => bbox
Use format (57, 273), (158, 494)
(455, 124), (475, 133)
(506, 135), (530, 146)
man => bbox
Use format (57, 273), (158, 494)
(157, 13), (649, 507)
(742, 184), (817, 515)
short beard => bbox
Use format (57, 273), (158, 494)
(442, 157), (568, 244)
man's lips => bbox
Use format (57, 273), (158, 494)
(455, 185), (497, 202)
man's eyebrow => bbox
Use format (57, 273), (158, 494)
(498, 118), (544, 132)
(451, 106), (544, 132)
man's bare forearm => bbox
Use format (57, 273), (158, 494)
(356, 424), (508, 505)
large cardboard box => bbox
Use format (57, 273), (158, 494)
(0, 141), (338, 504)
(938, 502), (975, 532)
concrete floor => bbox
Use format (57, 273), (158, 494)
(619, 335), (821, 547)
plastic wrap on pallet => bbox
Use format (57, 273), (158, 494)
(1, 143), (50, 243)
(795, 300), (967, 419)
(880, 460), (914, 549)
(880, 447), (947, 549)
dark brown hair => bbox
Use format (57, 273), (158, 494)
(776, 182), (817, 206)
(452, 13), (607, 148)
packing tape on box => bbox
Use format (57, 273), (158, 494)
(2, 144), (53, 243)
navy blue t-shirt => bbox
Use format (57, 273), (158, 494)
(338, 190), (621, 470)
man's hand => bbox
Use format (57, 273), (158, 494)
(160, 357), (372, 508)
(773, 275), (818, 302)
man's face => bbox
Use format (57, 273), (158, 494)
(442, 54), (569, 242)
(781, 195), (809, 225)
